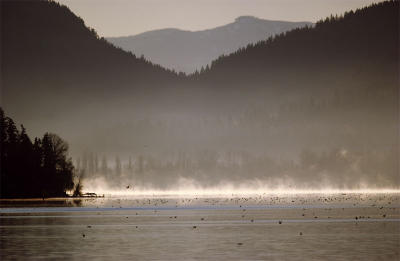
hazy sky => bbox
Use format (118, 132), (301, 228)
(57, 0), (383, 37)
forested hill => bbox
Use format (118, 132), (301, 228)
(1, 0), (182, 126)
(196, 1), (398, 86)
(1, 0), (179, 85)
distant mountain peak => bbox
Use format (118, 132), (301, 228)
(234, 16), (260, 23)
(107, 17), (312, 73)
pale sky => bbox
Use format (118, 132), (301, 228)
(57, 0), (384, 37)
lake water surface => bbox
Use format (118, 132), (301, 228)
(1, 193), (399, 260)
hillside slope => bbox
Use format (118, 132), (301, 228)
(1, 0), (181, 135)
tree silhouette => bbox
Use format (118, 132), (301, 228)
(0, 108), (75, 198)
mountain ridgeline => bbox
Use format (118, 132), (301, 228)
(196, 1), (398, 85)
(107, 17), (312, 74)
(1, 0), (399, 190)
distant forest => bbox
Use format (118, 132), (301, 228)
(75, 145), (398, 190)
(0, 108), (75, 198)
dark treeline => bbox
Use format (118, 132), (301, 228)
(76, 146), (398, 190)
(0, 108), (75, 198)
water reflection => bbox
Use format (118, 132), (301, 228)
(1, 193), (399, 260)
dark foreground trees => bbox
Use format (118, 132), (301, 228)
(0, 108), (75, 198)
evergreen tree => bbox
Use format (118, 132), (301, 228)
(0, 108), (75, 198)
(115, 156), (122, 177)
(101, 155), (108, 176)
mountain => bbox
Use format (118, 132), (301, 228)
(188, 1), (399, 183)
(194, 0), (399, 150)
(107, 17), (312, 74)
(1, 0), (398, 188)
(98, 1), (397, 188)
(1, 0), (181, 137)
(198, 2), (398, 86)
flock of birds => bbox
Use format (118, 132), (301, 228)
(79, 193), (399, 244)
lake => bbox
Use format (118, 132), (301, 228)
(1, 193), (399, 260)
